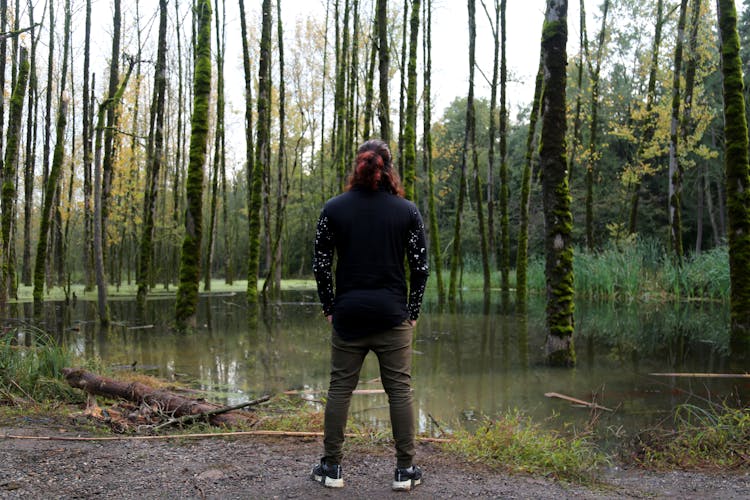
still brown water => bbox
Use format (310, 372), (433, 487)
(13, 291), (748, 436)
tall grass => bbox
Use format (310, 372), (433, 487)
(444, 410), (607, 483)
(526, 240), (730, 302)
(0, 326), (79, 402)
(658, 246), (730, 300)
(634, 403), (750, 469)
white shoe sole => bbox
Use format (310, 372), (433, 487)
(392, 478), (421, 491)
(313, 472), (344, 488)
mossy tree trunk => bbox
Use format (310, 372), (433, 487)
(172, 0), (186, 287)
(481, 0), (500, 270)
(333, 0), (350, 191)
(346, 0), (359, 169)
(238, 0), (255, 293)
(21, 1), (39, 287)
(246, 0), (271, 308)
(423, 0), (444, 306)
(218, 0), (231, 285)
(403, 0), (420, 201)
(498, 0), (510, 294)
(668, 0), (688, 262)
(471, 0), (490, 293)
(32, 0), (70, 308)
(717, 0), (750, 350)
(540, 0), (575, 367)
(204, 0), (225, 293)
(175, 0), (211, 330)
(448, 0), (476, 307)
(362, 13), (377, 140)
(516, 60), (543, 307)
(81, 0), (93, 291)
(101, 0), (121, 272)
(397, 0), (408, 179)
(262, 0), (288, 302)
(136, 0), (168, 309)
(684, 0), (703, 254)
(585, 0), (609, 251)
(376, 0), (391, 143)
(1, 46), (29, 303)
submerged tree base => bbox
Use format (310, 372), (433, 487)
(545, 333), (576, 367)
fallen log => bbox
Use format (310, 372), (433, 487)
(62, 368), (258, 427)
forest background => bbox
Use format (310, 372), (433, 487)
(0, 0), (748, 349)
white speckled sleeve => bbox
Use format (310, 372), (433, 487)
(407, 207), (429, 320)
(312, 211), (335, 316)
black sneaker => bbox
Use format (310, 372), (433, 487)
(392, 465), (422, 491)
(311, 460), (344, 488)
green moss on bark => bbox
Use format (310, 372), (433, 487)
(175, 0), (211, 330)
(540, 0), (575, 367)
(718, 0), (750, 348)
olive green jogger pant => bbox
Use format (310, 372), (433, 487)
(323, 320), (415, 468)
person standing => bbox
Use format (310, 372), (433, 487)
(311, 140), (429, 491)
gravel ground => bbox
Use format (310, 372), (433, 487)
(2, 424), (749, 499)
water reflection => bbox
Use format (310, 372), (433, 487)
(14, 291), (748, 435)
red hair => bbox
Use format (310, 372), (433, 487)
(346, 140), (404, 196)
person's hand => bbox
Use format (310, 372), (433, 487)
(326, 315), (333, 323)
(409, 319), (417, 327)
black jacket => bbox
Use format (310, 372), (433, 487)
(313, 187), (429, 338)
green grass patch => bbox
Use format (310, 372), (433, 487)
(443, 410), (608, 483)
(632, 403), (750, 470)
(253, 396), (325, 433)
(0, 327), (82, 404)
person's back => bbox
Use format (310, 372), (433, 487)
(311, 139), (428, 491)
(320, 188), (425, 338)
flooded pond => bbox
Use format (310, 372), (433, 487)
(11, 291), (748, 437)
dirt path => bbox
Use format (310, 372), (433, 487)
(2, 426), (749, 499)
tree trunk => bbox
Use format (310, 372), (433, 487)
(175, 0), (212, 330)
(81, 0), (93, 291)
(403, 0), (420, 201)
(21, 0), (38, 287)
(362, 16), (377, 140)
(204, 0), (225, 293)
(397, 0), (408, 179)
(333, 0), (350, 191)
(668, 0), (688, 261)
(481, 0), (500, 269)
(516, 60), (543, 307)
(62, 368), (255, 427)
(137, 0), (168, 308)
(717, 0), (750, 350)
(585, 0), (609, 251)
(376, 0), (391, 143)
(101, 0), (122, 273)
(1, 46), (29, 303)
(92, 60), (135, 325)
(262, 0), (288, 302)
(238, 0), (255, 294)
(568, 0), (587, 186)
(423, 0), (444, 305)
(32, 0), (70, 308)
(246, 0), (271, 308)
(628, 0), (663, 234)
(172, 0), (185, 287)
(498, 0), (509, 293)
(448, 0), (476, 306)
(541, 0), (575, 367)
